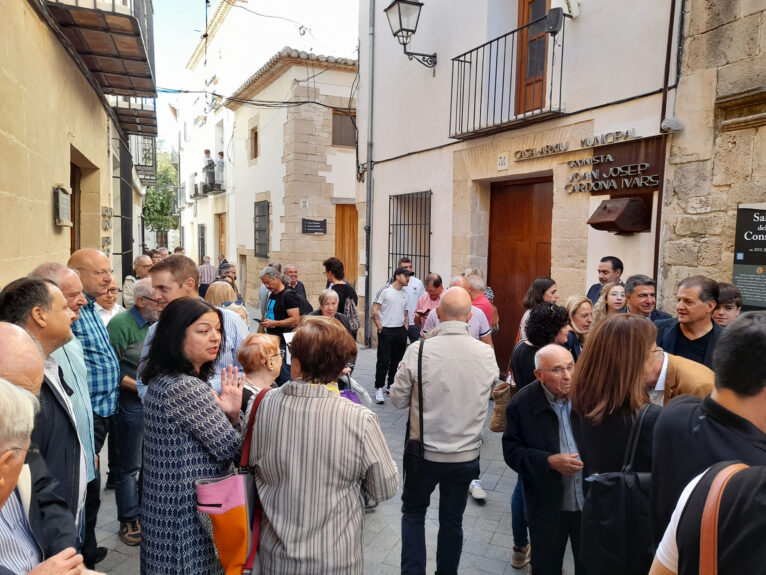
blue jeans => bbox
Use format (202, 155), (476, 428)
(114, 397), (143, 522)
(511, 477), (529, 547)
(401, 458), (479, 575)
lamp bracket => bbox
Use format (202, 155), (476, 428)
(403, 48), (437, 68)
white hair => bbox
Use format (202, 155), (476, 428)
(133, 278), (153, 300)
(259, 267), (281, 280)
(466, 274), (486, 292)
(0, 378), (39, 451)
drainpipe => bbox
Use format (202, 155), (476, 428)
(363, 0), (375, 348)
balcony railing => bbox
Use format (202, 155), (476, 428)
(449, 13), (569, 139)
(129, 134), (156, 185)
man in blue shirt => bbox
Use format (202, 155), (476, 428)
(67, 249), (120, 569)
(136, 255), (248, 398)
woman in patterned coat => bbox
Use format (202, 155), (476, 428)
(139, 298), (243, 575)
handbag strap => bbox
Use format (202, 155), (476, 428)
(699, 463), (748, 575)
(415, 338), (425, 450)
(621, 404), (651, 472)
(239, 387), (271, 468)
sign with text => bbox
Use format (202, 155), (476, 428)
(733, 206), (766, 310)
(302, 218), (327, 235)
(565, 136), (664, 195)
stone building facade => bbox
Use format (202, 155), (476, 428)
(661, 0), (766, 304)
(226, 49), (359, 313)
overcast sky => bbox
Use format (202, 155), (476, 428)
(153, 0), (359, 149)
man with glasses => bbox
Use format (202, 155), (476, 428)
(66, 249), (120, 569)
(503, 344), (585, 575)
(644, 346), (714, 406)
(0, 377), (93, 575)
(122, 255), (152, 309)
(106, 279), (159, 547)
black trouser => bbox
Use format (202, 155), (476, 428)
(375, 326), (408, 389)
(83, 414), (110, 564)
(529, 510), (583, 575)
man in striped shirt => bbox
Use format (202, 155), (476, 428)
(197, 255), (217, 298)
(67, 249), (121, 569)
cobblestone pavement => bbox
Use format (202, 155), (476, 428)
(94, 339), (574, 574)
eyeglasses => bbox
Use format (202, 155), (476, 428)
(141, 296), (161, 304)
(77, 268), (113, 278)
(222, 299), (244, 306)
(270, 350), (286, 359)
(106, 288), (119, 295)
(540, 363), (576, 375)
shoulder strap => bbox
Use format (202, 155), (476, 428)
(416, 339), (425, 445)
(239, 387), (271, 468)
(699, 463), (748, 575)
(621, 404), (651, 472)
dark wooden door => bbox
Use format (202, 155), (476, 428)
(488, 179), (553, 372)
(516, 0), (549, 114)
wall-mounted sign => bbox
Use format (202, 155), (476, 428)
(733, 205), (766, 310)
(497, 153), (509, 171)
(565, 136), (663, 195)
(302, 218), (327, 235)
(580, 128), (636, 148)
(514, 142), (569, 160)
(513, 128), (638, 161)
(53, 186), (72, 227)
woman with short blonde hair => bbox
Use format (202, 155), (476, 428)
(204, 281), (238, 307)
(563, 295), (593, 361)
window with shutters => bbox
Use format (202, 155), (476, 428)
(332, 111), (355, 147)
(254, 201), (269, 258)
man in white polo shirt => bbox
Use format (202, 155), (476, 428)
(371, 267), (412, 404)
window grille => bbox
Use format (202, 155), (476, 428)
(332, 111), (356, 147)
(388, 191), (432, 280)
(254, 201), (269, 258)
(198, 224), (206, 261)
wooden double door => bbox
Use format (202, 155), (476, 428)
(488, 179), (553, 372)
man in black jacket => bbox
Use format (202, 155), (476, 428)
(655, 275), (722, 369)
(0, 377), (86, 575)
(503, 344), (585, 575)
(650, 312), (766, 548)
(0, 280), (84, 524)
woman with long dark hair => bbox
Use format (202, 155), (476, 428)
(518, 277), (559, 341)
(140, 298), (243, 575)
(570, 314), (662, 575)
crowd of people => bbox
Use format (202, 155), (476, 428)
(0, 247), (764, 575)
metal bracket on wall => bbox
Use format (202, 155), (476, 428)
(101, 206), (113, 231)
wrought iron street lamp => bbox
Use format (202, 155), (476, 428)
(384, 0), (437, 68)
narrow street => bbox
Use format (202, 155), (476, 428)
(93, 327), (574, 574)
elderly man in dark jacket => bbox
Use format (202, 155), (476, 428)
(503, 344), (585, 575)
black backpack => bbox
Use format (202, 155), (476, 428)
(580, 405), (654, 575)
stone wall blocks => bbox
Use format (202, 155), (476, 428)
(663, 240), (700, 266)
(728, 180), (766, 203)
(685, 14), (760, 73)
(717, 53), (766, 99)
(712, 129), (755, 185)
(671, 160), (714, 199)
(674, 213), (727, 236)
(697, 238), (724, 266)
(689, 0), (740, 36)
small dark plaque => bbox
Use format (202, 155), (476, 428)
(302, 218), (327, 234)
(732, 206), (766, 310)
(54, 187), (72, 227)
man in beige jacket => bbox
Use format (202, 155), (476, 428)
(391, 287), (497, 575)
(646, 348), (715, 406)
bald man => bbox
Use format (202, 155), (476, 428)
(422, 276), (493, 347)
(503, 344), (584, 575)
(0, 322), (45, 394)
(67, 250), (120, 568)
(391, 287), (498, 574)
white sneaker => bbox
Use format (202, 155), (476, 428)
(375, 388), (385, 404)
(469, 479), (487, 500)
